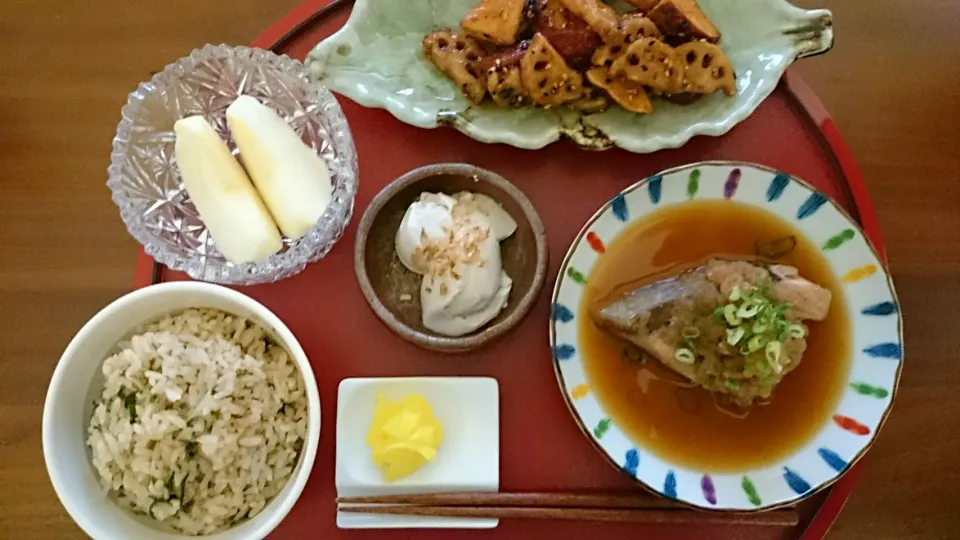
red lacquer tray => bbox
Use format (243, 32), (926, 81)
(133, 1), (885, 538)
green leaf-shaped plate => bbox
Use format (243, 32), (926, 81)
(306, 0), (832, 152)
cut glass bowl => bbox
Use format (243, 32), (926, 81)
(108, 44), (358, 284)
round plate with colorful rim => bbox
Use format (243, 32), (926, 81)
(549, 161), (903, 511)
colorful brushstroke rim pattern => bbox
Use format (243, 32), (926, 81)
(549, 161), (903, 512)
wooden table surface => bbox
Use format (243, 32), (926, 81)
(1, 0), (958, 538)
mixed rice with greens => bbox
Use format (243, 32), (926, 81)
(86, 308), (307, 535)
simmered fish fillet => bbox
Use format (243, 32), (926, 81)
(591, 259), (831, 407)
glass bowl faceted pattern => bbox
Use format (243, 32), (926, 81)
(108, 44), (358, 284)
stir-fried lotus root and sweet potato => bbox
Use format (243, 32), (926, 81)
(591, 259), (832, 409)
(422, 0), (734, 113)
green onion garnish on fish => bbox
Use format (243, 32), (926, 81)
(715, 284), (805, 363)
(765, 341), (782, 364)
(724, 304), (741, 326)
(674, 348), (696, 364)
(737, 301), (762, 319)
(726, 327), (745, 346)
(681, 326), (700, 338)
(729, 287), (743, 302)
(756, 361), (772, 376)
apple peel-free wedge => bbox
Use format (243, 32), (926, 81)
(227, 95), (333, 239)
(173, 116), (282, 265)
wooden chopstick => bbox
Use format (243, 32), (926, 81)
(338, 491), (678, 509)
(338, 504), (799, 527)
(336, 492), (799, 527)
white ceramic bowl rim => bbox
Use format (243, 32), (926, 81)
(42, 282), (321, 539)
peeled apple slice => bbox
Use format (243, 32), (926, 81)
(226, 95), (333, 239)
(173, 116), (282, 264)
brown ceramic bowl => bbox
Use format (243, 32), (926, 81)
(354, 163), (548, 353)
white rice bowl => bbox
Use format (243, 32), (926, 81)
(85, 308), (308, 535)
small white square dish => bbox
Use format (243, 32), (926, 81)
(335, 377), (500, 529)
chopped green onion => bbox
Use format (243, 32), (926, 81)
(776, 320), (790, 342)
(674, 348), (696, 365)
(682, 336), (697, 353)
(681, 326), (700, 339)
(737, 300), (762, 319)
(724, 379), (740, 391)
(769, 359), (783, 374)
(716, 285), (797, 366)
(729, 287), (743, 302)
(765, 341), (782, 364)
(724, 304), (742, 326)
(726, 327), (746, 346)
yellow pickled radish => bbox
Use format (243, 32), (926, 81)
(366, 394), (443, 482)
(372, 447), (428, 482)
(382, 409), (421, 439)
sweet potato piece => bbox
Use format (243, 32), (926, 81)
(609, 37), (682, 93)
(461, 0), (527, 45)
(586, 67), (653, 113)
(477, 40), (530, 72)
(535, 0), (601, 68)
(647, 0), (720, 43)
(423, 30), (488, 104)
(539, 29), (602, 69)
(487, 66), (531, 107)
(675, 41), (736, 96)
(520, 32), (584, 106)
(556, 0), (618, 39)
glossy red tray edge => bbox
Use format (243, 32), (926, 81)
(131, 1), (885, 537)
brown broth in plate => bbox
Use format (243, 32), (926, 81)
(578, 200), (851, 472)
